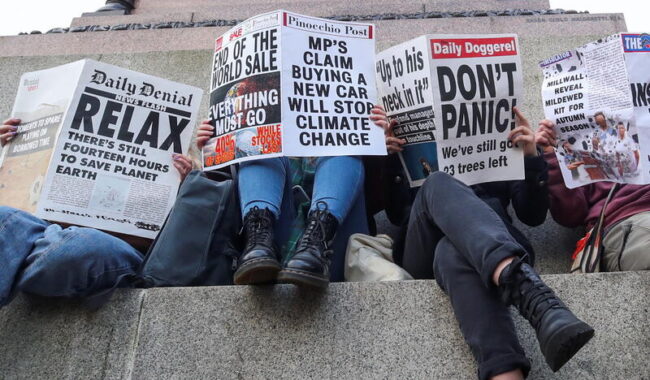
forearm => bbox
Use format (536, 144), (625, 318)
(512, 154), (549, 226)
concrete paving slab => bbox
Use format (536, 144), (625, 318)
(130, 272), (649, 379)
(0, 290), (145, 380)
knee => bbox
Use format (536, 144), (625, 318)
(318, 156), (365, 182)
(18, 228), (142, 297)
(0, 206), (21, 223)
(422, 171), (453, 192)
(240, 156), (286, 170)
(0, 206), (17, 218)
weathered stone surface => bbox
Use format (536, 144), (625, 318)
(0, 14), (626, 133)
(0, 290), (145, 379)
(1, 15), (625, 61)
(71, 12), (194, 28)
(0, 273), (646, 379)
(0, 55), (102, 120)
(129, 272), (649, 379)
(512, 211), (582, 275)
(515, 271), (650, 379)
(133, 0), (551, 17)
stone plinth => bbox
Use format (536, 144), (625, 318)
(0, 272), (647, 379)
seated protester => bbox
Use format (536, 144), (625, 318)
(536, 119), (650, 271)
(196, 110), (384, 288)
(0, 118), (194, 308)
(374, 107), (594, 379)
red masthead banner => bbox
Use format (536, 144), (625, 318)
(431, 37), (517, 59)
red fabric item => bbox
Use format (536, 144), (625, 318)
(572, 230), (591, 260)
(544, 152), (650, 230)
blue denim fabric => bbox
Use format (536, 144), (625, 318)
(238, 156), (364, 222)
(0, 206), (143, 307)
(237, 156), (368, 281)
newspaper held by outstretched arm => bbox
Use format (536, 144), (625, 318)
(202, 10), (386, 171)
(376, 34), (525, 187)
(539, 33), (650, 189)
(0, 59), (203, 239)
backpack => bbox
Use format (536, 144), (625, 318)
(138, 168), (241, 287)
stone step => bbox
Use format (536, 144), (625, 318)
(131, 0), (551, 16)
(0, 271), (648, 379)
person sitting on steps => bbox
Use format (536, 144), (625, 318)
(374, 106), (594, 379)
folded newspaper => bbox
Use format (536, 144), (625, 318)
(0, 59), (203, 238)
(376, 34), (525, 187)
(202, 10), (386, 170)
(540, 33), (650, 188)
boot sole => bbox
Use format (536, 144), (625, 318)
(233, 259), (282, 285)
(277, 269), (329, 289)
(542, 320), (595, 372)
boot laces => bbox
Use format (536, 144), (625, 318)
(297, 202), (330, 252)
(518, 282), (561, 328)
(244, 207), (273, 250)
(507, 258), (563, 328)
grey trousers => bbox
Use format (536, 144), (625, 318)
(603, 211), (650, 271)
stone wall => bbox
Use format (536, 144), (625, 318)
(1, 272), (648, 379)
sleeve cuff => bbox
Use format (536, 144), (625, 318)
(524, 154), (548, 185)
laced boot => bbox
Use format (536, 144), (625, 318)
(499, 256), (595, 372)
(278, 205), (338, 288)
(233, 207), (281, 285)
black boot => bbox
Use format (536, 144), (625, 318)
(233, 207), (281, 285)
(277, 206), (338, 288)
(499, 256), (594, 372)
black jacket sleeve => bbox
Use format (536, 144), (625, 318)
(508, 153), (549, 227)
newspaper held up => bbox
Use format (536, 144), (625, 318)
(203, 10), (385, 170)
(376, 34), (525, 187)
(540, 33), (650, 188)
(0, 59), (203, 238)
(375, 36), (437, 188)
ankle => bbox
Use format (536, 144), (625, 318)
(493, 257), (515, 286)
(491, 369), (524, 380)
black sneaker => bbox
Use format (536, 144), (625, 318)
(499, 257), (595, 372)
(233, 207), (281, 285)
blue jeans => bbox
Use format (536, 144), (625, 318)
(238, 156), (368, 281)
(0, 206), (143, 307)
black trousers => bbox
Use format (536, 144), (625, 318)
(403, 172), (532, 379)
